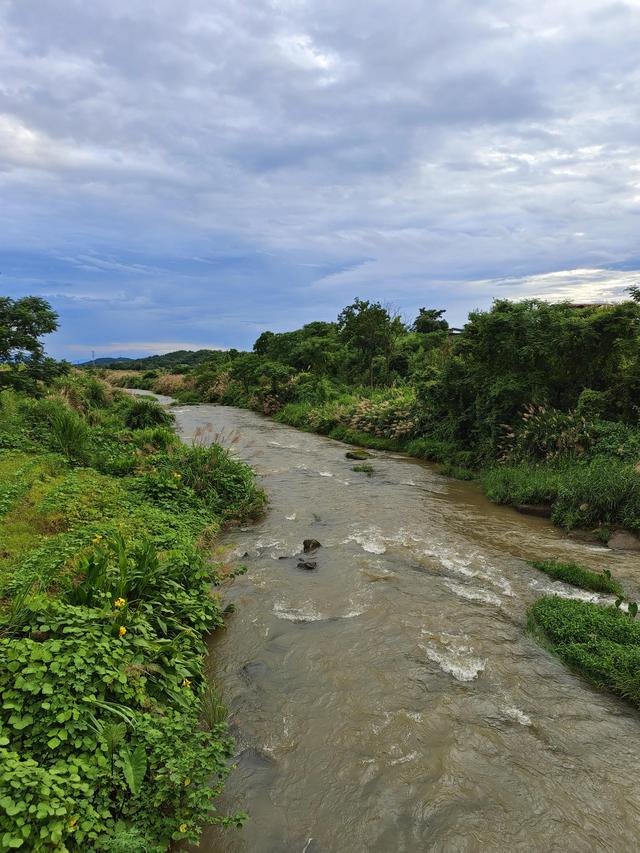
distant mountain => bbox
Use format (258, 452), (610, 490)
(78, 349), (230, 371)
(78, 356), (134, 366)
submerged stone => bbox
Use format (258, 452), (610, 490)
(515, 504), (552, 518)
(303, 538), (321, 553)
(345, 449), (371, 460)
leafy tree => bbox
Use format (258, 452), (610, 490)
(337, 298), (404, 386)
(413, 308), (448, 334)
(229, 352), (262, 392)
(0, 296), (64, 390)
(421, 299), (640, 459)
(0, 296), (58, 363)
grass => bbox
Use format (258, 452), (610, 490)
(438, 462), (476, 481)
(352, 463), (374, 476)
(0, 381), (265, 849)
(528, 596), (640, 707)
(481, 458), (640, 535)
(481, 463), (562, 506)
(529, 559), (623, 595)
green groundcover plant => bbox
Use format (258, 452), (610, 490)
(528, 597), (640, 707)
(96, 293), (640, 539)
(0, 374), (265, 851)
(528, 559), (623, 595)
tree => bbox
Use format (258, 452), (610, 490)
(413, 308), (448, 334)
(0, 296), (61, 389)
(0, 296), (58, 363)
(337, 298), (403, 386)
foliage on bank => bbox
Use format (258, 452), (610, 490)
(528, 597), (640, 708)
(99, 294), (640, 539)
(0, 374), (264, 851)
(528, 559), (622, 595)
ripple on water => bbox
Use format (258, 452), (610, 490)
(444, 579), (503, 607)
(272, 601), (325, 622)
(528, 577), (621, 606)
(343, 525), (388, 554)
(421, 632), (487, 682)
(502, 705), (532, 726)
(272, 596), (367, 622)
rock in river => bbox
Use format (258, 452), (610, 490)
(345, 449), (371, 460)
(297, 560), (317, 570)
(303, 538), (322, 553)
(515, 503), (552, 518)
(608, 529), (640, 552)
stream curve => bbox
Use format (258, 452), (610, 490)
(170, 402), (640, 853)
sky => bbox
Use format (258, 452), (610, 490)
(1, 0), (639, 361)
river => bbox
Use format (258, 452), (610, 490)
(161, 399), (640, 852)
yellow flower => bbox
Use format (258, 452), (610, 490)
(173, 472), (182, 478)
(183, 777), (191, 786)
(68, 816), (78, 829)
(181, 678), (192, 689)
(118, 626), (127, 637)
(179, 824), (188, 833)
(92, 534), (103, 544)
(114, 597), (126, 609)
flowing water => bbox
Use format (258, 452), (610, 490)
(168, 402), (640, 853)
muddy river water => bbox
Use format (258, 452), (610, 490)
(167, 401), (640, 853)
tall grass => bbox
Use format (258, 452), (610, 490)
(481, 458), (640, 533)
(45, 401), (90, 463)
(121, 397), (173, 430)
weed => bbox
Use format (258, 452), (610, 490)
(352, 463), (374, 476)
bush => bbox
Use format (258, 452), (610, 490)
(121, 398), (173, 431)
(480, 464), (562, 506)
(552, 458), (640, 532)
(498, 404), (594, 464)
(529, 559), (623, 594)
(0, 383), (266, 848)
(40, 400), (90, 463)
(528, 596), (640, 706)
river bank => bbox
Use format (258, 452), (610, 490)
(113, 373), (640, 552)
(167, 400), (640, 853)
(0, 378), (264, 850)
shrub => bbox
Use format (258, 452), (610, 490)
(480, 464), (562, 506)
(41, 400), (90, 463)
(121, 398), (173, 431)
(529, 559), (623, 595)
(152, 374), (191, 396)
(552, 458), (640, 532)
(498, 404), (594, 464)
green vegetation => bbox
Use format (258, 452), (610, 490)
(0, 355), (264, 848)
(528, 597), (640, 707)
(351, 463), (374, 476)
(98, 292), (640, 541)
(528, 559), (623, 595)
(0, 296), (70, 393)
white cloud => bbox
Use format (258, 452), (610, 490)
(0, 0), (639, 351)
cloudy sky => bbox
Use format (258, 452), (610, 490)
(1, 0), (639, 359)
